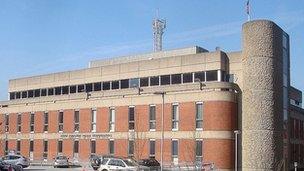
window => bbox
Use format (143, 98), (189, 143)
(129, 106), (135, 131)
(34, 89), (40, 97)
(16, 92), (21, 99)
(29, 140), (34, 152)
(109, 139), (114, 156)
(182, 73), (193, 83)
(17, 140), (21, 154)
(109, 108), (115, 132)
(44, 112), (48, 132)
(74, 110), (79, 132)
(129, 78), (139, 88)
(10, 92), (15, 100)
(196, 140), (203, 162)
(48, 88), (54, 96)
(128, 140), (134, 157)
(70, 85), (77, 94)
(55, 87), (62, 95)
(17, 113), (21, 132)
(172, 140), (178, 164)
(85, 83), (93, 92)
(103, 82), (111, 90)
(120, 79), (129, 89)
(161, 75), (170, 85)
(62, 86), (69, 94)
(93, 82), (102, 91)
(171, 74), (181, 84)
(43, 140), (48, 159)
(172, 104), (179, 130)
(74, 140), (79, 154)
(91, 140), (96, 154)
(5, 114), (9, 132)
(41, 89), (47, 96)
(140, 77), (149, 87)
(91, 109), (97, 132)
(111, 81), (119, 89)
(77, 84), (85, 93)
(194, 72), (205, 82)
(206, 70), (217, 81)
(28, 90), (34, 98)
(58, 111), (64, 132)
(58, 140), (63, 153)
(196, 102), (203, 129)
(150, 76), (159, 86)
(5, 140), (8, 155)
(150, 139), (155, 157)
(21, 91), (27, 98)
(149, 105), (156, 130)
(30, 113), (35, 132)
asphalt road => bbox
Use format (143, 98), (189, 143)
(24, 165), (95, 171)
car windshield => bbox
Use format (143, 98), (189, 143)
(101, 159), (108, 165)
(56, 156), (67, 160)
(123, 159), (138, 166)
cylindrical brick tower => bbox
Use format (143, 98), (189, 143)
(242, 20), (284, 170)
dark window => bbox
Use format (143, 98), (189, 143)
(77, 84), (85, 92)
(70, 85), (76, 94)
(30, 113), (35, 132)
(58, 111), (64, 132)
(28, 90), (34, 98)
(34, 89), (40, 97)
(17, 141), (21, 152)
(196, 103), (203, 129)
(128, 140), (134, 156)
(221, 71), (227, 81)
(62, 86), (69, 94)
(74, 110), (79, 132)
(150, 140), (155, 156)
(196, 140), (202, 157)
(17, 114), (22, 132)
(103, 82), (111, 90)
(85, 83), (93, 92)
(55, 87), (62, 95)
(10, 92), (15, 100)
(183, 73), (193, 83)
(44, 112), (48, 132)
(30, 140), (34, 152)
(149, 105), (156, 130)
(129, 78), (139, 88)
(194, 72), (205, 82)
(41, 89), (47, 96)
(120, 79), (129, 89)
(150, 76), (159, 86)
(48, 88), (54, 96)
(172, 140), (178, 156)
(91, 140), (96, 154)
(129, 107), (135, 130)
(206, 70), (218, 81)
(161, 75), (170, 85)
(111, 81), (119, 89)
(140, 77), (149, 87)
(93, 82), (102, 91)
(16, 92), (21, 99)
(5, 141), (8, 154)
(109, 140), (114, 155)
(74, 141), (79, 153)
(44, 141), (48, 152)
(171, 74), (181, 84)
(22, 91), (27, 98)
(58, 140), (63, 153)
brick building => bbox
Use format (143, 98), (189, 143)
(0, 20), (303, 170)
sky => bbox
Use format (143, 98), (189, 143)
(0, 0), (303, 101)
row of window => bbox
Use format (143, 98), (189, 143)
(9, 70), (224, 100)
(4, 103), (204, 133)
(5, 139), (203, 162)
(289, 117), (304, 140)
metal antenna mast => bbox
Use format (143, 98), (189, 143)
(152, 10), (166, 52)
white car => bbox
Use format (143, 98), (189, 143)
(98, 157), (139, 171)
(2, 154), (30, 168)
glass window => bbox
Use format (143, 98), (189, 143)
(109, 108), (115, 132)
(196, 140), (203, 161)
(120, 79), (129, 89)
(196, 102), (203, 129)
(48, 88), (54, 96)
(5, 140), (8, 154)
(41, 89), (47, 96)
(91, 109), (97, 132)
(58, 111), (64, 132)
(150, 139), (155, 157)
(28, 90), (34, 98)
(34, 89), (40, 97)
(70, 85), (76, 94)
(91, 140), (96, 154)
(22, 91), (27, 98)
(129, 78), (139, 88)
(140, 77), (149, 87)
(128, 140), (134, 156)
(17, 113), (22, 132)
(171, 74), (181, 84)
(129, 107), (135, 131)
(44, 112), (48, 132)
(109, 140), (114, 156)
(58, 140), (63, 153)
(77, 84), (85, 93)
(5, 114), (9, 132)
(74, 140), (79, 154)
(17, 140), (21, 153)
(206, 70), (218, 81)
(161, 75), (170, 85)
(103, 82), (111, 90)
(93, 82), (102, 91)
(194, 72), (205, 82)
(15, 92), (21, 99)
(55, 87), (62, 95)
(182, 73), (193, 83)
(85, 83), (93, 92)
(74, 110), (79, 132)
(172, 140), (178, 156)
(172, 104), (179, 130)
(149, 105), (156, 130)
(30, 140), (34, 152)
(62, 86), (69, 94)
(44, 140), (48, 152)
(10, 92), (15, 100)
(111, 81), (119, 89)
(30, 113), (35, 132)
(150, 76), (159, 86)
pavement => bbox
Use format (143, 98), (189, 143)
(24, 164), (95, 171)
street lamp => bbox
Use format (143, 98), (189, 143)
(194, 78), (206, 90)
(153, 91), (166, 171)
(234, 130), (241, 171)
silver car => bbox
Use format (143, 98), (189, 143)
(53, 155), (69, 168)
(2, 154), (29, 168)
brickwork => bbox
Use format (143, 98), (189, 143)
(21, 112), (30, 133)
(63, 109), (74, 133)
(79, 108), (91, 133)
(97, 107), (109, 132)
(49, 111), (58, 133)
(34, 112), (44, 133)
(9, 113), (17, 134)
(116, 106), (128, 132)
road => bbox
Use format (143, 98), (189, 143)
(24, 165), (95, 171)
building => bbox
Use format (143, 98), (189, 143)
(0, 20), (303, 170)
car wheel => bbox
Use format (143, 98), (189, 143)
(102, 169), (108, 171)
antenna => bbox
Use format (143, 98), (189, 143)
(152, 10), (166, 52)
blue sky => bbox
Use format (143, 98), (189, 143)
(0, 0), (303, 101)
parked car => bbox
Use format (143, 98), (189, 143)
(90, 154), (101, 170)
(0, 158), (24, 171)
(138, 158), (160, 170)
(98, 157), (143, 171)
(53, 155), (69, 168)
(2, 154), (29, 168)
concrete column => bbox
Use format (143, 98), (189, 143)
(242, 20), (284, 170)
